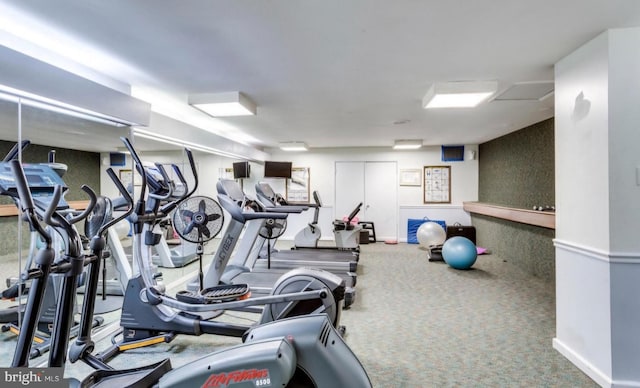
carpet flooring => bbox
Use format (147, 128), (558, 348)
(1, 241), (598, 387)
(340, 242), (597, 387)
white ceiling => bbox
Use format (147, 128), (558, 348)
(1, 0), (640, 154)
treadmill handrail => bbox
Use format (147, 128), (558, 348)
(218, 194), (288, 223)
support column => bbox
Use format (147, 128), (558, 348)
(554, 28), (640, 387)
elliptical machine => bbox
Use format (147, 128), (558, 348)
(0, 141), (102, 359)
(0, 139), (372, 387)
(92, 138), (347, 361)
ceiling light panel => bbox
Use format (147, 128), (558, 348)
(393, 139), (423, 150)
(423, 81), (498, 109)
(189, 91), (256, 117)
(279, 141), (308, 151)
(493, 81), (554, 101)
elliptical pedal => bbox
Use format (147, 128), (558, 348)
(79, 359), (172, 388)
(175, 284), (250, 304)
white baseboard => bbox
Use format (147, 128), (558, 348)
(552, 338), (640, 388)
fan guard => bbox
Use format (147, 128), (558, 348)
(172, 196), (224, 243)
(259, 218), (287, 240)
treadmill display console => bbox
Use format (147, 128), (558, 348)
(0, 162), (69, 209)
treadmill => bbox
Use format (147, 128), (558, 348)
(218, 180), (359, 273)
(198, 181), (356, 307)
(249, 182), (362, 270)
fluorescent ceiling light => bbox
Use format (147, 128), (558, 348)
(133, 128), (247, 159)
(0, 85), (127, 126)
(188, 91), (256, 117)
(131, 86), (259, 146)
(279, 142), (308, 151)
(393, 139), (422, 150)
(423, 81), (498, 109)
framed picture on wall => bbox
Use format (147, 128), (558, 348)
(219, 167), (234, 180)
(399, 168), (422, 186)
(286, 167), (310, 202)
(118, 169), (142, 187)
(424, 166), (451, 204)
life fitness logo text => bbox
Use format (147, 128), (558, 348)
(202, 368), (271, 388)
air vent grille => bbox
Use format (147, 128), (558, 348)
(318, 321), (331, 346)
(493, 82), (554, 101)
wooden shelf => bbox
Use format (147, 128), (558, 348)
(0, 200), (91, 217)
(463, 201), (555, 229)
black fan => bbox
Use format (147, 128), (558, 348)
(173, 196), (224, 289)
(259, 218), (287, 269)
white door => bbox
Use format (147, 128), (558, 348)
(335, 162), (365, 219)
(335, 161), (398, 241)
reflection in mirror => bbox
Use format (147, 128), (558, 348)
(0, 97), (131, 366)
(0, 99), (22, 355)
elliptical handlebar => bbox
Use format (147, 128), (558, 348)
(42, 185), (64, 228)
(160, 149), (197, 215)
(184, 148), (198, 197)
(120, 136), (148, 214)
(10, 159), (37, 214)
(97, 168), (134, 238)
(42, 185), (97, 241)
(147, 163), (173, 201)
(67, 185), (97, 225)
(7, 159), (53, 245)
(121, 134), (198, 218)
(170, 163), (187, 199)
(2, 140), (30, 162)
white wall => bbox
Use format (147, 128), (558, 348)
(606, 28), (640, 385)
(554, 28), (640, 387)
(554, 31), (610, 251)
(268, 145), (478, 206)
(268, 145), (478, 241)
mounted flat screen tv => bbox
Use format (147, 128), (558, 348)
(441, 145), (465, 162)
(109, 152), (127, 167)
(232, 161), (250, 179)
(264, 161), (292, 178)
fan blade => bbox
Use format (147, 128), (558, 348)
(199, 199), (207, 213)
(181, 209), (194, 220)
(207, 214), (221, 222)
(183, 222), (196, 235)
(199, 225), (211, 238)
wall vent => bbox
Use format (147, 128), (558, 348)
(493, 81), (554, 101)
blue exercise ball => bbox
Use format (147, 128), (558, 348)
(442, 236), (477, 270)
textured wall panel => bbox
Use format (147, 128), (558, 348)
(0, 140), (100, 254)
(475, 118), (555, 282)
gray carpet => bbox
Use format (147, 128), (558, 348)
(340, 242), (597, 387)
(0, 242), (597, 387)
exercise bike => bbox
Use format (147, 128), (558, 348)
(256, 182), (363, 250)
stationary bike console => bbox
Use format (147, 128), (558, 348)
(175, 284), (250, 304)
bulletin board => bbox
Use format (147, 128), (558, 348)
(424, 166), (451, 204)
(286, 167), (310, 202)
